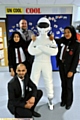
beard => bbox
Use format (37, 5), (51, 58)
(19, 75), (24, 79)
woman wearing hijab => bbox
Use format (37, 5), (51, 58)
(8, 31), (28, 77)
(55, 25), (80, 110)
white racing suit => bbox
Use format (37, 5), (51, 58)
(28, 35), (58, 99)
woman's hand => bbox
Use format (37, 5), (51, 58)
(67, 72), (73, 78)
(49, 34), (54, 41)
(10, 68), (15, 76)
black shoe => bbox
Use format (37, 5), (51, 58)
(32, 111), (41, 117)
(60, 102), (65, 107)
(65, 105), (71, 110)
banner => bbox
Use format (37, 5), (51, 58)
(6, 8), (24, 14)
(6, 7), (73, 14)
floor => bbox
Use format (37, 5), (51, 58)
(0, 70), (80, 120)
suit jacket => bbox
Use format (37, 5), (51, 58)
(55, 38), (80, 73)
(8, 40), (28, 72)
(7, 74), (37, 115)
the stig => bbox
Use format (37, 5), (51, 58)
(28, 17), (58, 110)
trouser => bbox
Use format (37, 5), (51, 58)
(30, 62), (54, 99)
(15, 90), (43, 118)
(26, 62), (33, 77)
(59, 61), (74, 106)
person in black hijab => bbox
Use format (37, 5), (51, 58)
(55, 25), (80, 110)
(8, 31), (28, 76)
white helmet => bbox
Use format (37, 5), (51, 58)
(37, 17), (51, 34)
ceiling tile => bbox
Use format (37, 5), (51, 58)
(0, 0), (80, 6)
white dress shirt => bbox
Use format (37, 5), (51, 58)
(60, 44), (65, 60)
(15, 47), (26, 63)
(18, 77), (25, 98)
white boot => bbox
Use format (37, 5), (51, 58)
(48, 98), (54, 110)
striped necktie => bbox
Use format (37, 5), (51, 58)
(17, 48), (22, 63)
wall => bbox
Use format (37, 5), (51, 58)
(0, 5), (6, 18)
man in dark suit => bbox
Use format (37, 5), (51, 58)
(7, 63), (43, 118)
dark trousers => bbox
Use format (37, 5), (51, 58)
(15, 90), (43, 118)
(59, 61), (74, 106)
(26, 62), (33, 77)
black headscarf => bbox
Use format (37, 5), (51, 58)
(8, 31), (25, 48)
(62, 25), (77, 45)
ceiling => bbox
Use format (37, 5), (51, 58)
(0, 0), (80, 6)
